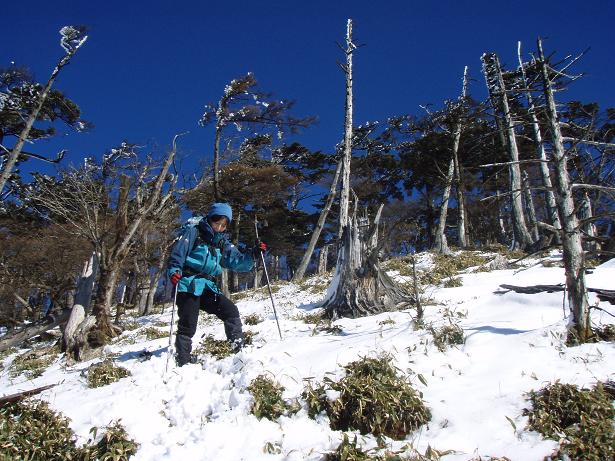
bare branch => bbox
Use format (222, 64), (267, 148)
(478, 159), (550, 168)
(571, 184), (615, 192)
(562, 137), (615, 148)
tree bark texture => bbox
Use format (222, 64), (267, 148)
(433, 156), (455, 254)
(495, 173), (508, 244)
(537, 38), (589, 341)
(522, 171), (540, 242)
(318, 244), (330, 275)
(455, 66), (469, 247)
(580, 192), (597, 252)
(338, 19), (355, 238)
(73, 252), (98, 313)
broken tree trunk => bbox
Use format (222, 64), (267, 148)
(73, 252), (98, 311)
(62, 252), (99, 360)
(322, 20), (412, 319)
(321, 205), (413, 319)
(0, 252), (98, 353)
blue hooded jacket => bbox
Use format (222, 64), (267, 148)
(167, 208), (254, 295)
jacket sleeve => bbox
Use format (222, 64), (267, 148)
(220, 238), (255, 273)
(167, 226), (198, 277)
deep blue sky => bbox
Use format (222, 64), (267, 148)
(3, 0), (614, 188)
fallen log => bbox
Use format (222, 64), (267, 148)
(0, 383), (57, 408)
(498, 284), (615, 305)
(0, 309), (71, 353)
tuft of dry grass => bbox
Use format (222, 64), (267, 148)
(304, 354), (431, 440)
(85, 360), (131, 388)
(524, 382), (614, 461)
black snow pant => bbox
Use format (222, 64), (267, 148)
(175, 289), (243, 365)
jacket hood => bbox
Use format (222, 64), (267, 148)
(197, 219), (225, 246)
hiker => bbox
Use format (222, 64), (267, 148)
(167, 202), (267, 366)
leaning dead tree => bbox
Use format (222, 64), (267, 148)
(321, 19), (413, 319)
(0, 26), (87, 197)
(482, 52), (535, 251)
(292, 158), (342, 281)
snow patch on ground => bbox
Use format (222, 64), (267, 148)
(1, 253), (614, 460)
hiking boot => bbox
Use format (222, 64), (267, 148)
(175, 353), (198, 367)
(230, 337), (245, 353)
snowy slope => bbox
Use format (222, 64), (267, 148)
(1, 252), (614, 461)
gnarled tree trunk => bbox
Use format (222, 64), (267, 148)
(322, 205), (413, 319)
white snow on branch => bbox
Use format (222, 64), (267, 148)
(59, 26), (88, 54)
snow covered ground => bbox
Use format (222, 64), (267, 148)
(1, 252), (614, 460)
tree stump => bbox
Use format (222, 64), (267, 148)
(321, 206), (414, 319)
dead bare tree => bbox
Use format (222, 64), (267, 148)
(322, 20), (413, 318)
(517, 41), (562, 236)
(482, 52), (535, 250)
(536, 38), (590, 342)
(338, 20), (355, 238)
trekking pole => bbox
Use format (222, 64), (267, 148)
(164, 285), (178, 374)
(255, 216), (283, 340)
